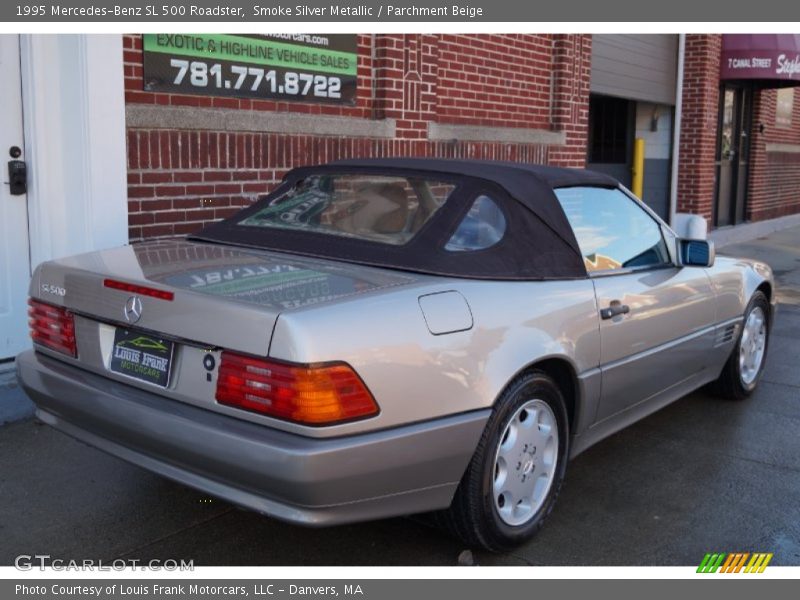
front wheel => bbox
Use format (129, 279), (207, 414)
(712, 290), (770, 400)
(439, 370), (569, 551)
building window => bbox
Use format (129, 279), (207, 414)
(588, 95), (632, 164)
(776, 88), (794, 128)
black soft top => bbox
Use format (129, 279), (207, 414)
(193, 159), (621, 280)
(332, 157), (617, 190)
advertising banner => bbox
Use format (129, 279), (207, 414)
(142, 34), (358, 104)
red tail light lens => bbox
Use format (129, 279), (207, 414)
(216, 352), (379, 426)
(28, 298), (77, 357)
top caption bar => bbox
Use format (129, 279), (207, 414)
(4, 0), (800, 22)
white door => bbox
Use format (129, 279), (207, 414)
(0, 35), (32, 359)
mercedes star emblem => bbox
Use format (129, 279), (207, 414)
(124, 296), (143, 324)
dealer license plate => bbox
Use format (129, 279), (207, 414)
(109, 327), (174, 387)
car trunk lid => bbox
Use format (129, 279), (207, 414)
(33, 238), (418, 357)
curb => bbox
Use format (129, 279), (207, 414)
(710, 213), (800, 248)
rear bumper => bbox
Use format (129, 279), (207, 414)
(16, 350), (488, 526)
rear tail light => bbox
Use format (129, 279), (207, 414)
(28, 298), (77, 357)
(216, 352), (378, 426)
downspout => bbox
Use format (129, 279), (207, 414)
(668, 34), (686, 227)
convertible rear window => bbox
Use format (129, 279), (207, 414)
(238, 174), (456, 246)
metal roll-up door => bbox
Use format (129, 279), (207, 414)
(591, 35), (678, 105)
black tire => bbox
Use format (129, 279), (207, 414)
(437, 370), (569, 552)
(712, 290), (771, 401)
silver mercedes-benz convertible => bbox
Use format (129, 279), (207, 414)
(17, 158), (774, 551)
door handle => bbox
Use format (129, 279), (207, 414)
(6, 160), (27, 195)
(600, 300), (630, 320)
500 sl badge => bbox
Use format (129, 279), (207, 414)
(40, 283), (66, 297)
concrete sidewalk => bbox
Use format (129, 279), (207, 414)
(0, 367), (33, 426)
(0, 226), (798, 566)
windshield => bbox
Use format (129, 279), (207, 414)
(238, 174), (457, 246)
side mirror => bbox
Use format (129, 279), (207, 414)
(678, 238), (715, 268)
(672, 213), (708, 240)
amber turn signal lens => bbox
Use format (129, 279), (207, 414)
(215, 352), (379, 426)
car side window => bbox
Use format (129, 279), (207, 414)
(554, 186), (670, 273)
(445, 194), (507, 252)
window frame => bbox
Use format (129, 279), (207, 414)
(555, 184), (677, 279)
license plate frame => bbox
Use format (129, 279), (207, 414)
(109, 327), (175, 388)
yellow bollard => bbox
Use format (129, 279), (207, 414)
(632, 138), (645, 200)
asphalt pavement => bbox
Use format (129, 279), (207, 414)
(1, 226), (799, 566)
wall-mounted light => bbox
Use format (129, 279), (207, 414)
(651, 106), (661, 132)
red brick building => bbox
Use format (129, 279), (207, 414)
(122, 34), (593, 241)
(679, 35), (800, 227)
(121, 33), (800, 242)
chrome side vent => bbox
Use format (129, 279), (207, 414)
(715, 323), (738, 346)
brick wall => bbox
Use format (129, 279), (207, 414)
(436, 34), (553, 129)
(747, 87), (800, 221)
(678, 34), (800, 226)
(677, 34), (722, 223)
(548, 34), (592, 168)
(123, 34), (591, 241)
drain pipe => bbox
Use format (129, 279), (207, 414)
(668, 34), (686, 228)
